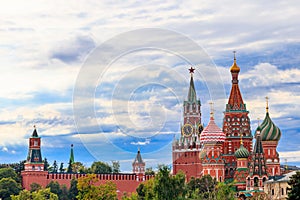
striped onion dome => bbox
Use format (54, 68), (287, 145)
(200, 116), (225, 144)
(235, 144), (249, 158)
(259, 112), (281, 141)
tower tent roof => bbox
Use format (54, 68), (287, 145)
(69, 144), (75, 164)
(250, 129), (268, 176)
(133, 149), (145, 164)
(188, 75), (197, 102)
(31, 126), (39, 137)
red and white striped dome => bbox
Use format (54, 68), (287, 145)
(200, 117), (225, 143)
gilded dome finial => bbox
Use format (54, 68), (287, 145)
(233, 51), (236, 62)
(230, 51), (240, 73)
(209, 101), (214, 118)
(266, 96), (269, 113)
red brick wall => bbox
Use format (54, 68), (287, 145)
(21, 171), (154, 199)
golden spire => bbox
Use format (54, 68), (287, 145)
(266, 96), (269, 113)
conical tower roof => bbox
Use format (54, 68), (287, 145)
(69, 144), (74, 164)
(187, 67), (197, 102)
(133, 149), (145, 164)
(32, 125), (39, 137)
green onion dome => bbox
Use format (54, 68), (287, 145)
(235, 144), (249, 159)
(259, 112), (281, 141)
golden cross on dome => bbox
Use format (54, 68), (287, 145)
(233, 50), (236, 60)
(265, 96), (269, 113)
(209, 101), (214, 118)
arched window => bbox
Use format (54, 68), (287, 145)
(254, 177), (259, 187)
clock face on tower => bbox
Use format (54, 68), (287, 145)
(182, 124), (193, 137)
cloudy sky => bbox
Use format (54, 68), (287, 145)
(0, 0), (300, 172)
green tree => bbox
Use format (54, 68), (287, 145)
(32, 188), (58, 200)
(76, 174), (117, 200)
(0, 168), (19, 183)
(145, 167), (155, 176)
(90, 161), (112, 174)
(46, 181), (62, 197)
(214, 181), (236, 200)
(0, 177), (21, 200)
(288, 171), (300, 200)
(186, 175), (217, 198)
(112, 161), (120, 173)
(30, 182), (42, 192)
(68, 178), (78, 200)
(11, 188), (59, 200)
(11, 190), (31, 200)
(97, 181), (117, 200)
(60, 185), (69, 200)
(153, 165), (185, 200)
(72, 162), (86, 173)
(59, 163), (65, 173)
(140, 178), (155, 200)
(44, 158), (49, 171)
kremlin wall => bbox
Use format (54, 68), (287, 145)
(21, 55), (283, 197)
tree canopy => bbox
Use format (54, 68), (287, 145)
(76, 174), (117, 200)
(0, 177), (21, 200)
(288, 171), (300, 200)
(90, 161), (112, 174)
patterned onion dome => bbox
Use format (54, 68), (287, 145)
(235, 144), (249, 158)
(200, 117), (225, 143)
(259, 112), (281, 141)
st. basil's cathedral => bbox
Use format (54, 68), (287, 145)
(21, 54), (283, 196)
(172, 54), (282, 191)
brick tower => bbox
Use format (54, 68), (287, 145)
(222, 53), (253, 180)
(21, 126), (48, 189)
(172, 67), (203, 181)
(258, 97), (281, 176)
(132, 148), (145, 181)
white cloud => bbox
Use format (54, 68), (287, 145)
(241, 63), (300, 87)
(280, 151), (300, 163)
(130, 139), (151, 146)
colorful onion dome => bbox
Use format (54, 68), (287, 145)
(235, 144), (249, 158)
(200, 116), (225, 143)
(259, 112), (281, 141)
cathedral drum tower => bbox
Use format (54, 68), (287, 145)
(257, 97), (282, 176)
(172, 67), (204, 181)
(222, 53), (253, 180)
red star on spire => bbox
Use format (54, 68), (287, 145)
(189, 67), (195, 74)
